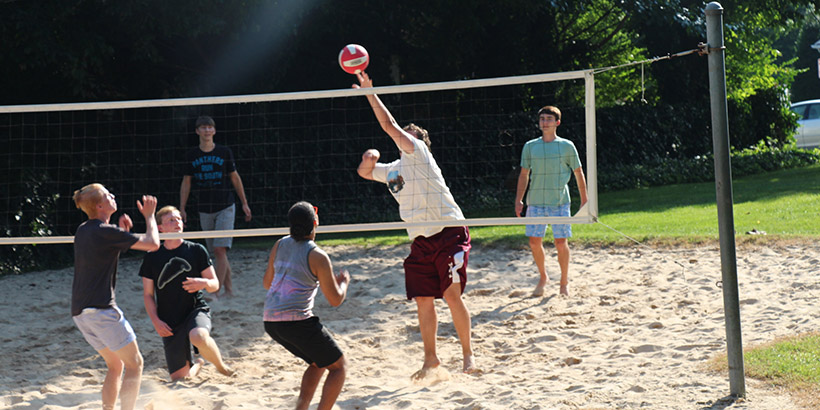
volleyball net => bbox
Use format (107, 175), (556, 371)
(0, 70), (597, 245)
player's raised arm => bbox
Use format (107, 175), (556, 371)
(354, 72), (416, 154)
(131, 195), (160, 252)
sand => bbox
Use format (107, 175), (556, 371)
(1, 241), (818, 409)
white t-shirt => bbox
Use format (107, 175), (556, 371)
(371, 137), (464, 240)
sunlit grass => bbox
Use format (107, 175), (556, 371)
(236, 164), (820, 249)
(708, 333), (820, 409)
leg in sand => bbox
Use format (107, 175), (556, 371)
(316, 356), (346, 410)
(528, 236), (549, 297)
(296, 359), (347, 410)
(189, 327), (235, 376)
(411, 297), (450, 383)
(442, 283), (479, 374)
(555, 238), (570, 296)
(296, 363), (324, 410)
(99, 340), (143, 410)
(170, 358), (205, 381)
(213, 246), (234, 297)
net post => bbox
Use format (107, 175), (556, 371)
(583, 70), (598, 220)
(705, 1), (746, 398)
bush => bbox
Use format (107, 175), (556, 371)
(599, 145), (820, 191)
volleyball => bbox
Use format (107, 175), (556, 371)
(338, 44), (369, 74)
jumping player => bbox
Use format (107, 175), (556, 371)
(354, 72), (477, 379)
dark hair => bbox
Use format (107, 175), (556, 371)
(537, 105), (561, 122)
(196, 116), (215, 128)
(288, 201), (316, 240)
(403, 123), (432, 149)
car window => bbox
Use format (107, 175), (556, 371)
(792, 105), (807, 119)
(807, 104), (820, 120)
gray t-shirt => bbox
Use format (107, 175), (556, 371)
(71, 219), (139, 316)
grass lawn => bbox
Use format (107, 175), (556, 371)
(239, 163), (820, 249)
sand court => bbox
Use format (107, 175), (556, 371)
(1, 242), (817, 409)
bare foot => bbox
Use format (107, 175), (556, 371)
(218, 365), (236, 377)
(411, 364), (450, 384)
(187, 358), (205, 379)
(559, 284), (569, 296)
(463, 355), (480, 374)
(532, 283), (545, 297)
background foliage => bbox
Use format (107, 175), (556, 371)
(1, 0), (819, 275)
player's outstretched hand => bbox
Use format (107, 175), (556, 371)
(118, 214), (133, 231)
(137, 195), (158, 219)
(353, 72), (372, 89)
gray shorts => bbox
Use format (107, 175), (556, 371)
(72, 306), (137, 352)
(199, 203), (235, 250)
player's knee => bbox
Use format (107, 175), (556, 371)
(326, 355), (347, 372)
(124, 353), (143, 371)
(189, 327), (209, 345)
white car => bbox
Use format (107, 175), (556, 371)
(790, 100), (820, 149)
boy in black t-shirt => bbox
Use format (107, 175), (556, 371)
(139, 206), (234, 380)
(179, 116), (252, 298)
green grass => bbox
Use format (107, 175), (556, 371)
(709, 333), (820, 409)
(239, 164), (820, 250)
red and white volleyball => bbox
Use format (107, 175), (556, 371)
(338, 44), (369, 74)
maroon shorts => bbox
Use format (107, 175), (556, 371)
(404, 226), (471, 299)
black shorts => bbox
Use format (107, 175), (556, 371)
(264, 317), (343, 369)
(162, 308), (211, 374)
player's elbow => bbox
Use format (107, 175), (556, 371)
(327, 293), (345, 307)
(357, 165), (373, 180)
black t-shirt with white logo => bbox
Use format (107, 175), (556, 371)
(139, 241), (211, 329)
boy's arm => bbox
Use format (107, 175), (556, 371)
(354, 72), (416, 154)
(179, 175), (192, 223)
(131, 195), (160, 252)
(182, 265), (220, 294)
(262, 240), (281, 290)
(573, 167), (588, 207)
(229, 171), (252, 222)
(515, 167), (530, 217)
(142, 277), (173, 337)
(357, 149), (380, 181)
(309, 248), (349, 307)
